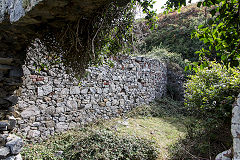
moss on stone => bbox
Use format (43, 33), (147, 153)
(22, 0), (30, 9)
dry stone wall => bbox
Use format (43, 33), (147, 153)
(0, 52), (24, 159)
(216, 94), (240, 160)
(232, 94), (240, 160)
(15, 41), (167, 142)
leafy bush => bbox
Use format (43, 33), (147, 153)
(141, 24), (203, 62)
(185, 62), (240, 119)
(169, 117), (232, 159)
(166, 62), (239, 159)
(22, 128), (158, 160)
(140, 47), (186, 68)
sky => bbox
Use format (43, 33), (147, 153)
(153, 0), (201, 13)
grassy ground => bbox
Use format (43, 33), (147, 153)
(22, 97), (196, 160)
(99, 116), (189, 159)
(22, 116), (190, 160)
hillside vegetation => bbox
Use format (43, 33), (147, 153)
(134, 4), (210, 62)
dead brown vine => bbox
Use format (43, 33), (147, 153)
(36, 1), (134, 77)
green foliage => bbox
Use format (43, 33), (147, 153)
(165, 0), (187, 10)
(37, 0), (159, 77)
(135, 0), (157, 23)
(22, 128), (158, 160)
(164, 0), (240, 69)
(185, 62), (240, 118)
(64, 129), (158, 160)
(192, 0), (240, 67)
(127, 97), (232, 159)
(169, 117), (232, 159)
(135, 5), (207, 62)
(128, 98), (232, 159)
(181, 61), (239, 158)
(144, 47), (186, 67)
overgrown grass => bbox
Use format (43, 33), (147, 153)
(22, 127), (158, 160)
(22, 97), (188, 160)
(125, 97), (232, 159)
(22, 97), (231, 159)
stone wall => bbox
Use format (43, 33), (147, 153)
(166, 62), (184, 101)
(216, 94), (240, 160)
(0, 0), (163, 158)
(0, 53), (24, 159)
(14, 41), (167, 142)
(232, 94), (240, 160)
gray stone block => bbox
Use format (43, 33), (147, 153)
(6, 134), (24, 155)
(70, 86), (80, 95)
(20, 106), (40, 119)
(233, 138), (240, 159)
(27, 130), (40, 138)
(55, 122), (68, 132)
(6, 116), (16, 130)
(232, 105), (240, 124)
(0, 121), (9, 131)
(4, 153), (23, 160)
(0, 147), (10, 158)
(81, 88), (88, 94)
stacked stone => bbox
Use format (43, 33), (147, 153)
(0, 54), (24, 159)
(15, 41), (167, 142)
(232, 94), (240, 160)
(216, 94), (240, 160)
(167, 63), (184, 101)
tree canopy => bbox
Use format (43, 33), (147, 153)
(134, 0), (239, 69)
(164, 0), (239, 68)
